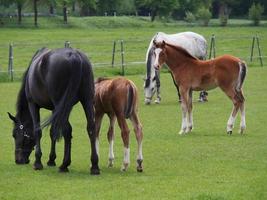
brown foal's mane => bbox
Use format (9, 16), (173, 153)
(164, 42), (198, 61)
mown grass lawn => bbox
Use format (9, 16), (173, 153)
(0, 17), (267, 199)
(0, 66), (267, 199)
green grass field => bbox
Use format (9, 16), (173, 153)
(0, 17), (267, 200)
(0, 16), (266, 81)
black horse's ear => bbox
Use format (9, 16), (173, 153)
(8, 112), (17, 123)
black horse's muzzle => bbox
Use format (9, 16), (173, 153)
(15, 149), (31, 164)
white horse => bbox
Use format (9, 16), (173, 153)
(144, 31), (208, 105)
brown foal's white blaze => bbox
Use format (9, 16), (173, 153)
(94, 77), (143, 172)
(153, 41), (247, 135)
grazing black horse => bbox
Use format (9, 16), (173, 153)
(8, 47), (100, 174)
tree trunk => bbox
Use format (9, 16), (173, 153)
(34, 0), (38, 27)
(49, 4), (54, 15)
(151, 9), (157, 22)
(63, 1), (67, 24)
(219, 3), (231, 26)
(17, 2), (22, 24)
(72, 1), (75, 12)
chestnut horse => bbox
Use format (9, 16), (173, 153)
(94, 77), (143, 172)
(153, 41), (247, 135)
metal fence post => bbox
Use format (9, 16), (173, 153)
(111, 40), (116, 67)
(8, 43), (14, 82)
(120, 40), (125, 76)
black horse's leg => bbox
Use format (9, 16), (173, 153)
(59, 121), (72, 172)
(28, 103), (43, 170)
(47, 124), (56, 166)
(81, 98), (100, 175)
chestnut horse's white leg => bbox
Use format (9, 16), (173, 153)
(95, 113), (104, 158)
(130, 112), (144, 172)
(227, 111), (237, 134)
(107, 115), (116, 167)
(179, 87), (189, 135)
(117, 115), (130, 171)
(239, 103), (246, 134)
(238, 91), (246, 134)
(225, 91), (241, 134)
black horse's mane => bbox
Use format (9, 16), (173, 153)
(16, 48), (49, 117)
(16, 68), (30, 118)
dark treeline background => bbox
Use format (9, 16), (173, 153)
(0, 0), (266, 22)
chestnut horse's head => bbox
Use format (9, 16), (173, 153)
(153, 40), (167, 71)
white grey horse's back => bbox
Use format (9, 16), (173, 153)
(154, 32), (207, 59)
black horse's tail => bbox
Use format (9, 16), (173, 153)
(124, 83), (135, 119)
(42, 51), (83, 140)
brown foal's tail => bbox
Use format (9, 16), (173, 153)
(125, 83), (135, 119)
(236, 61), (247, 92)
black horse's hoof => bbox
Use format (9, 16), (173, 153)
(227, 131), (232, 135)
(90, 167), (100, 175)
(59, 167), (69, 173)
(47, 160), (56, 167)
(33, 162), (43, 170)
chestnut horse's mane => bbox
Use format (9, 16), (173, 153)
(164, 42), (198, 61)
(95, 77), (111, 83)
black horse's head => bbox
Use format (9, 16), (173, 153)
(8, 112), (35, 164)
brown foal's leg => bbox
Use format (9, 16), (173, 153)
(237, 90), (246, 134)
(187, 89), (194, 133)
(95, 112), (104, 158)
(116, 114), (130, 171)
(130, 112), (144, 172)
(107, 114), (116, 167)
(221, 88), (241, 134)
(179, 87), (190, 135)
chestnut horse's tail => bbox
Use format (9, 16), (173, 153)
(124, 83), (136, 119)
(236, 61), (247, 92)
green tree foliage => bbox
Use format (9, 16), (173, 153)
(96, 0), (121, 15)
(249, 3), (264, 26)
(196, 7), (211, 26)
(76, 0), (97, 16)
(184, 11), (196, 24)
(135, 0), (178, 21)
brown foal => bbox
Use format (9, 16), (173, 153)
(153, 41), (247, 135)
(94, 77), (143, 172)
